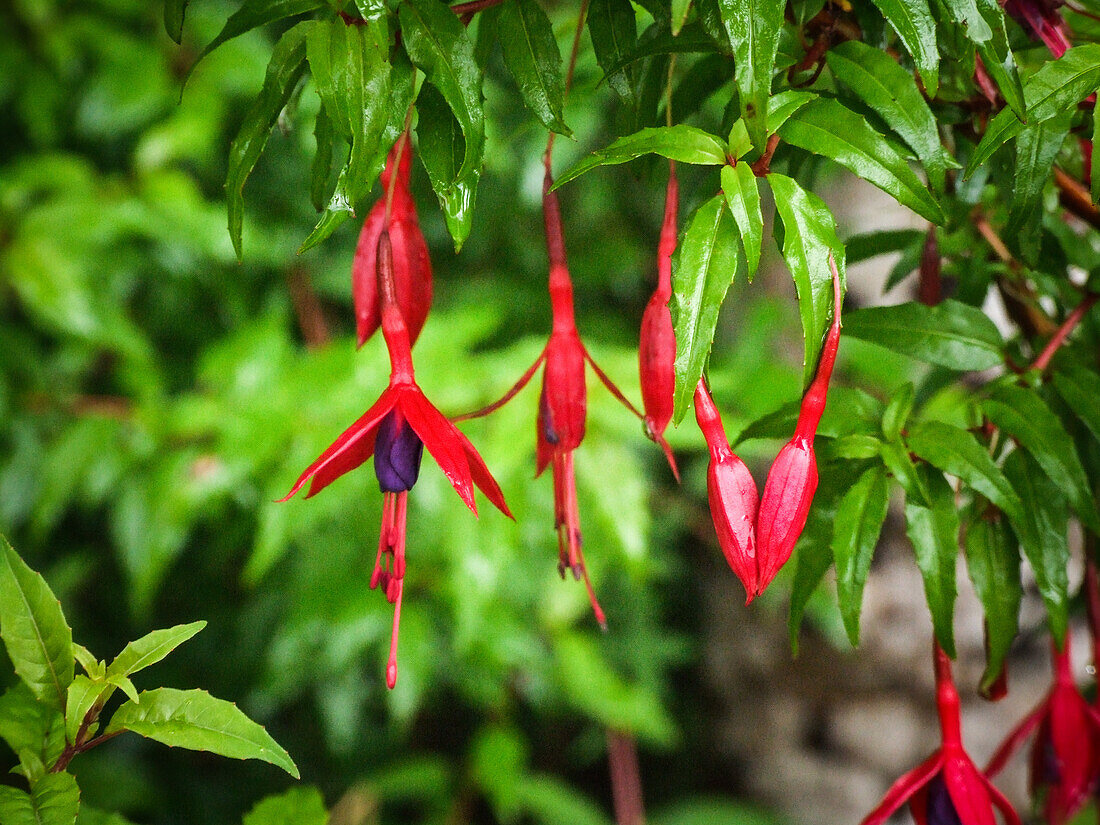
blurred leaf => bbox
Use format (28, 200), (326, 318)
(652, 799), (784, 825)
(554, 126), (728, 189)
(963, 509), (1020, 694)
(670, 194), (742, 423)
(767, 172), (847, 387)
(1006, 111), (1071, 264)
(106, 621), (207, 680)
(164, 0), (189, 43)
(832, 465), (890, 646)
(721, 162), (763, 279)
(242, 787), (327, 825)
(497, 0), (570, 135)
(671, 0), (692, 35)
(905, 465), (959, 657)
(842, 300), (1004, 370)
(106, 688), (299, 778)
(519, 775), (613, 825)
(778, 97), (945, 223)
(1053, 364), (1100, 443)
(0, 537), (74, 712)
(867, 0), (938, 95)
(191, 0), (326, 76)
(845, 229), (924, 264)
(471, 724), (528, 818)
(587, 0), (639, 109)
(715, 0), (783, 147)
(0, 773), (79, 825)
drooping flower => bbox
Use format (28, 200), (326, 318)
(638, 164), (680, 480)
(1004, 0), (1071, 57)
(352, 138), (433, 348)
(861, 643), (1020, 825)
(755, 255), (843, 595)
(984, 637), (1100, 825)
(282, 230), (511, 688)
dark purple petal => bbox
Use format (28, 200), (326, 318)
(374, 410), (423, 493)
(927, 775), (964, 825)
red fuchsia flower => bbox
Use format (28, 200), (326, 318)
(281, 230), (511, 689)
(985, 637), (1100, 825)
(638, 164), (681, 481)
(1004, 0), (1071, 57)
(352, 137), (433, 348)
(754, 255), (843, 595)
(862, 643), (1021, 825)
(693, 379), (759, 601)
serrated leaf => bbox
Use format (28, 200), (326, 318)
(587, 0), (638, 108)
(882, 382), (915, 442)
(164, 0), (189, 43)
(106, 688), (299, 778)
(553, 126), (728, 189)
(777, 97), (945, 223)
(720, 163), (763, 279)
(190, 0), (325, 78)
(107, 621), (206, 680)
(905, 465), (959, 657)
(0, 538), (74, 713)
(243, 787), (328, 825)
(1007, 111), (1071, 263)
(867, 0), (938, 95)
(715, 0), (783, 147)
(226, 21), (310, 260)
(0, 683), (64, 778)
(967, 44), (1100, 175)
(0, 773), (79, 825)
(670, 194), (742, 422)
(72, 644), (102, 679)
(65, 675), (103, 745)
(832, 466), (890, 646)
(767, 173), (847, 386)
(826, 41), (948, 191)
(497, 0), (570, 135)
(906, 420), (1023, 520)
(767, 89), (816, 131)
(416, 83), (480, 251)
(1053, 365), (1100, 444)
(982, 383), (1099, 532)
(842, 300), (1003, 370)
(964, 509), (1021, 694)
(106, 674), (139, 705)
(1002, 450), (1069, 645)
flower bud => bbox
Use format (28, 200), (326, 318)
(755, 436), (817, 593)
(536, 330), (586, 476)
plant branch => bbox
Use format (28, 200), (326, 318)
(286, 267), (330, 349)
(1029, 291), (1099, 372)
(1054, 166), (1100, 231)
(607, 729), (646, 825)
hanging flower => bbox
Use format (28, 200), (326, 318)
(282, 230), (511, 688)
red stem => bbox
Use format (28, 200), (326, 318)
(607, 729), (646, 825)
(793, 255), (843, 440)
(1029, 292), (1098, 372)
(377, 231), (416, 383)
(933, 642), (963, 748)
(918, 226), (942, 307)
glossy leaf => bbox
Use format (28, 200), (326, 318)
(777, 97), (945, 223)
(0, 683), (63, 783)
(826, 41), (949, 191)
(832, 465), (890, 646)
(967, 44), (1100, 175)
(671, 0), (692, 35)
(416, 83), (480, 251)
(720, 163), (763, 279)
(1002, 450), (1069, 645)
(226, 22), (310, 260)
(0, 537), (74, 712)
(906, 420), (1023, 520)
(767, 89), (816, 131)
(191, 0), (325, 75)
(842, 300), (1003, 370)
(164, 0), (189, 43)
(65, 674), (103, 745)
(106, 688), (299, 778)
(0, 773), (79, 825)
(587, 0), (639, 108)
(963, 509), (1021, 694)
(601, 24), (726, 78)
(941, 0), (993, 42)
(982, 383), (1099, 532)
(867, 0), (938, 95)
(243, 787), (328, 825)
(881, 382), (915, 442)
(107, 621), (206, 679)
(879, 438), (930, 506)
(309, 107), (334, 212)
(974, 0), (1026, 120)
(670, 195), (742, 422)
(553, 126), (728, 189)
(715, 0), (783, 147)
(1006, 111), (1071, 263)
(497, 0), (569, 135)
(767, 173), (847, 386)
(1052, 365), (1100, 443)
(905, 465), (959, 657)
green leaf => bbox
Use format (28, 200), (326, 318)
(416, 83), (480, 251)
(105, 688), (299, 778)
(497, 0), (570, 135)
(940, 0), (993, 43)
(867, 0), (938, 95)
(905, 465), (959, 657)
(777, 97), (945, 223)
(963, 509), (1021, 694)
(967, 44), (1100, 175)
(720, 163), (763, 280)
(767, 173), (847, 386)
(72, 645), (102, 680)
(309, 107), (335, 212)
(0, 683), (65, 781)
(553, 126), (728, 189)
(832, 466), (890, 646)
(715, 0), (783, 147)
(670, 194), (742, 423)
(0, 537), (74, 712)
(845, 229), (924, 264)
(842, 300), (1004, 370)
(973, 0), (1025, 120)
(880, 438), (930, 506)
(243, 787), (328, 825)
(672, 0), (693, 35)
(766, 89), (817, 131)
(226, 21), (310, 260)
(787, 506), (836, 654)
(1094, 100), (1100, 205)
(164, 0), (189, 43)
(191, 0), (325, 76)
(587, 0), (639, 109)
(65, 675), (104, 745)
(1002, 450), (1069, 645)
(1053, 365), (1100, 444)
(107, 621), (206, 680)
(825, 41), (949, 191)
(1006, 111), (1071, 264)
(518, 775), (614, 825)
(982, 383), (1099, 532)
(882, 382), (915, 442)
(906, 421), (1023, 520)
(0, 773), (80, 825)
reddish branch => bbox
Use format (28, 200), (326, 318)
(1029, 291), (1099, 372)
(918, 225), (942, 306)
(607, 730), (646, 825)
(1053, 166), (1100, 232)
(286, 267), (330, 349)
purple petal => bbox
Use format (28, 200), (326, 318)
(374, 410), (424, 493)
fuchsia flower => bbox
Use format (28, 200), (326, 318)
(282, 230), (511, 689)
(1004, 0), (1071, 57)
(984, 637), (1100, 825)
(862, 644), (1020, 825)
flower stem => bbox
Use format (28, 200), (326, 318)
(933, 642), (963, 748)
(1029, 291), (1099, 373)
(607, 729), (646, 825)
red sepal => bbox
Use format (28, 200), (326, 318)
(755, 437), (817, 593)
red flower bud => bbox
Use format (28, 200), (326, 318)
(352, 140), (433, 348)
(694, 381), (759, 600)
(537, 324), (586, 476)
